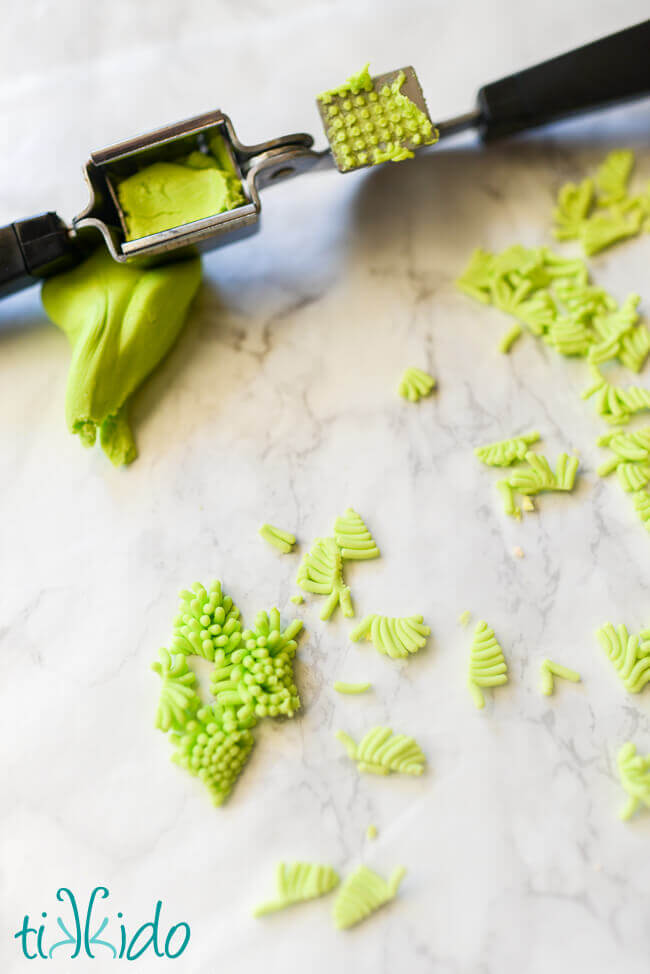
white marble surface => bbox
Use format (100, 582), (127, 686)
(2, 1), (650, 971)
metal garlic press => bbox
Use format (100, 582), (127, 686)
(1, 19), (648, 299)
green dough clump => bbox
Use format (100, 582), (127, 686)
(42, 248), (201, 465)
(118, 156), (245, 240)
(332, 865), (406, 929)
(254, 862), (340, 916)
(617, 741), (650, 820)
(336, 725), (426, 776)
(467, 620), (509, 709)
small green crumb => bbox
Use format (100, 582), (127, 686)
(333, 681), (371, 695)
(521, 497), (536, 512)
(259, 523), (296, 554)
(458, 610), (471, 627)
(366, 824), (378, 840)
(290, 593), (304, 605)
(539, 658), (581, 696)
(498, 322), (522, 354)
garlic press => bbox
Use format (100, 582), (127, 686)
(1, 19), (648, 299)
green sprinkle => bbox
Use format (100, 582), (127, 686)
(498, 322), (523, 353)
(259, 523), (296, 554)
(349, 614), (430, 660)
(582, 365), (650, 424)
(366, 824), (378, 840)
(458, 610), (471, 627)
(493, 450), (579, 517)
(334, 681), (371, 695)
(333, 865), (406, 929)
(290, 593), (304, 604)
(595, 623), (650, 694)
(336, 726), (426, 776)
(398, 366), (436, 402)
(475, 431), (540, 467)
(467, 621), (509, 709)
(254, 862), (340, 916)
(333, 507), (380, 560)
(539, 658), (581, 696)
(617, 742), (650, 820)
(296, 537), (354, 620)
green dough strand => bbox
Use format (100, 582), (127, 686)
(467, 620), (509, 709)
(332, 865), (406, 929)
(595, 623), (650, 694)
(398, 366), (436, 402)
(349, 613), (430, 660)
(336, 725), (426, 776)
(552, 150), (649, 256)
(474, 431), (540, 467)
(333, 507), (380, 560)
(41, 248), (201, 465)
(254, 862), (340, 916)
(456, 244), (650, 373)
(539, 658), (581, 696)
(617, 742), (650, 821)
(259, 523), (296, 554)
(333, 681), (371, 695)
(296, 537), (354, 620)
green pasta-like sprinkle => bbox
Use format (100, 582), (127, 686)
(582, 365), (650, 425)
(498, 322), (523, 354)
(333, 507), (380, 560)
(398, 366), (436, 402)
(633, 489), (650, 532)
(595, 623), (650, 694)
(552, 150), (649, 256)
(333, 681), (371, 695)
(254, 862), (340, 916)
(333, 865), (406, 929)
(458, 609), (471, 627)
(336, 725), (426, 776)
(152, 581), (303, 805)
(259, 523), (296, 554)
(467, 620), (509, 709)
(617, 742), (650, 821)
(496, 451), (578, 517)
(456, 245), (650, 373)
(474, 431), (540, 467)
(349, 613), (430, 659)
(539, 658), (581, 696)
(366, 824), (378, 840)
(296, 537), (354, 620)
(290, 593), (304, 604)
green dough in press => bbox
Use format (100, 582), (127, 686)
(318, 64), (438, 172)
(118, 141), (245, 240)
(41, 248), (201, 465)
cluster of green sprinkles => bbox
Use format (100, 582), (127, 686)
(595, 623), (650, 694)
(398, 366), (436, 402)
(336, 725), (426, 776)
(332, 865), (406, 929)
(539, 659), (581, 696)
(597, 428), (650, 532)
(456, 245), (650, 371)
(349, 613), (430, 660)
(151, 581), (303, 805)
(296, 508), (379, 619)
(317, 64), (438, 172)
(617, 742), (650, 821)
(467, 621), (509, 709)
(582, 365), (650, 424)
(254, 863), (340, 916)
(476, 432), (578, 518)
(553, 150), (650, 256)
(259, 523), (296, 554)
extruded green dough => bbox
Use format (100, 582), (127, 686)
(41, 248), (201, 465)
(118, 160), (244, 240)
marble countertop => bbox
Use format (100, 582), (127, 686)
(2, 1), (650, 971)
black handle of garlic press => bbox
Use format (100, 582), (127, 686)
(477, 19), (650, 141)
(0, 212), (80, 298)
